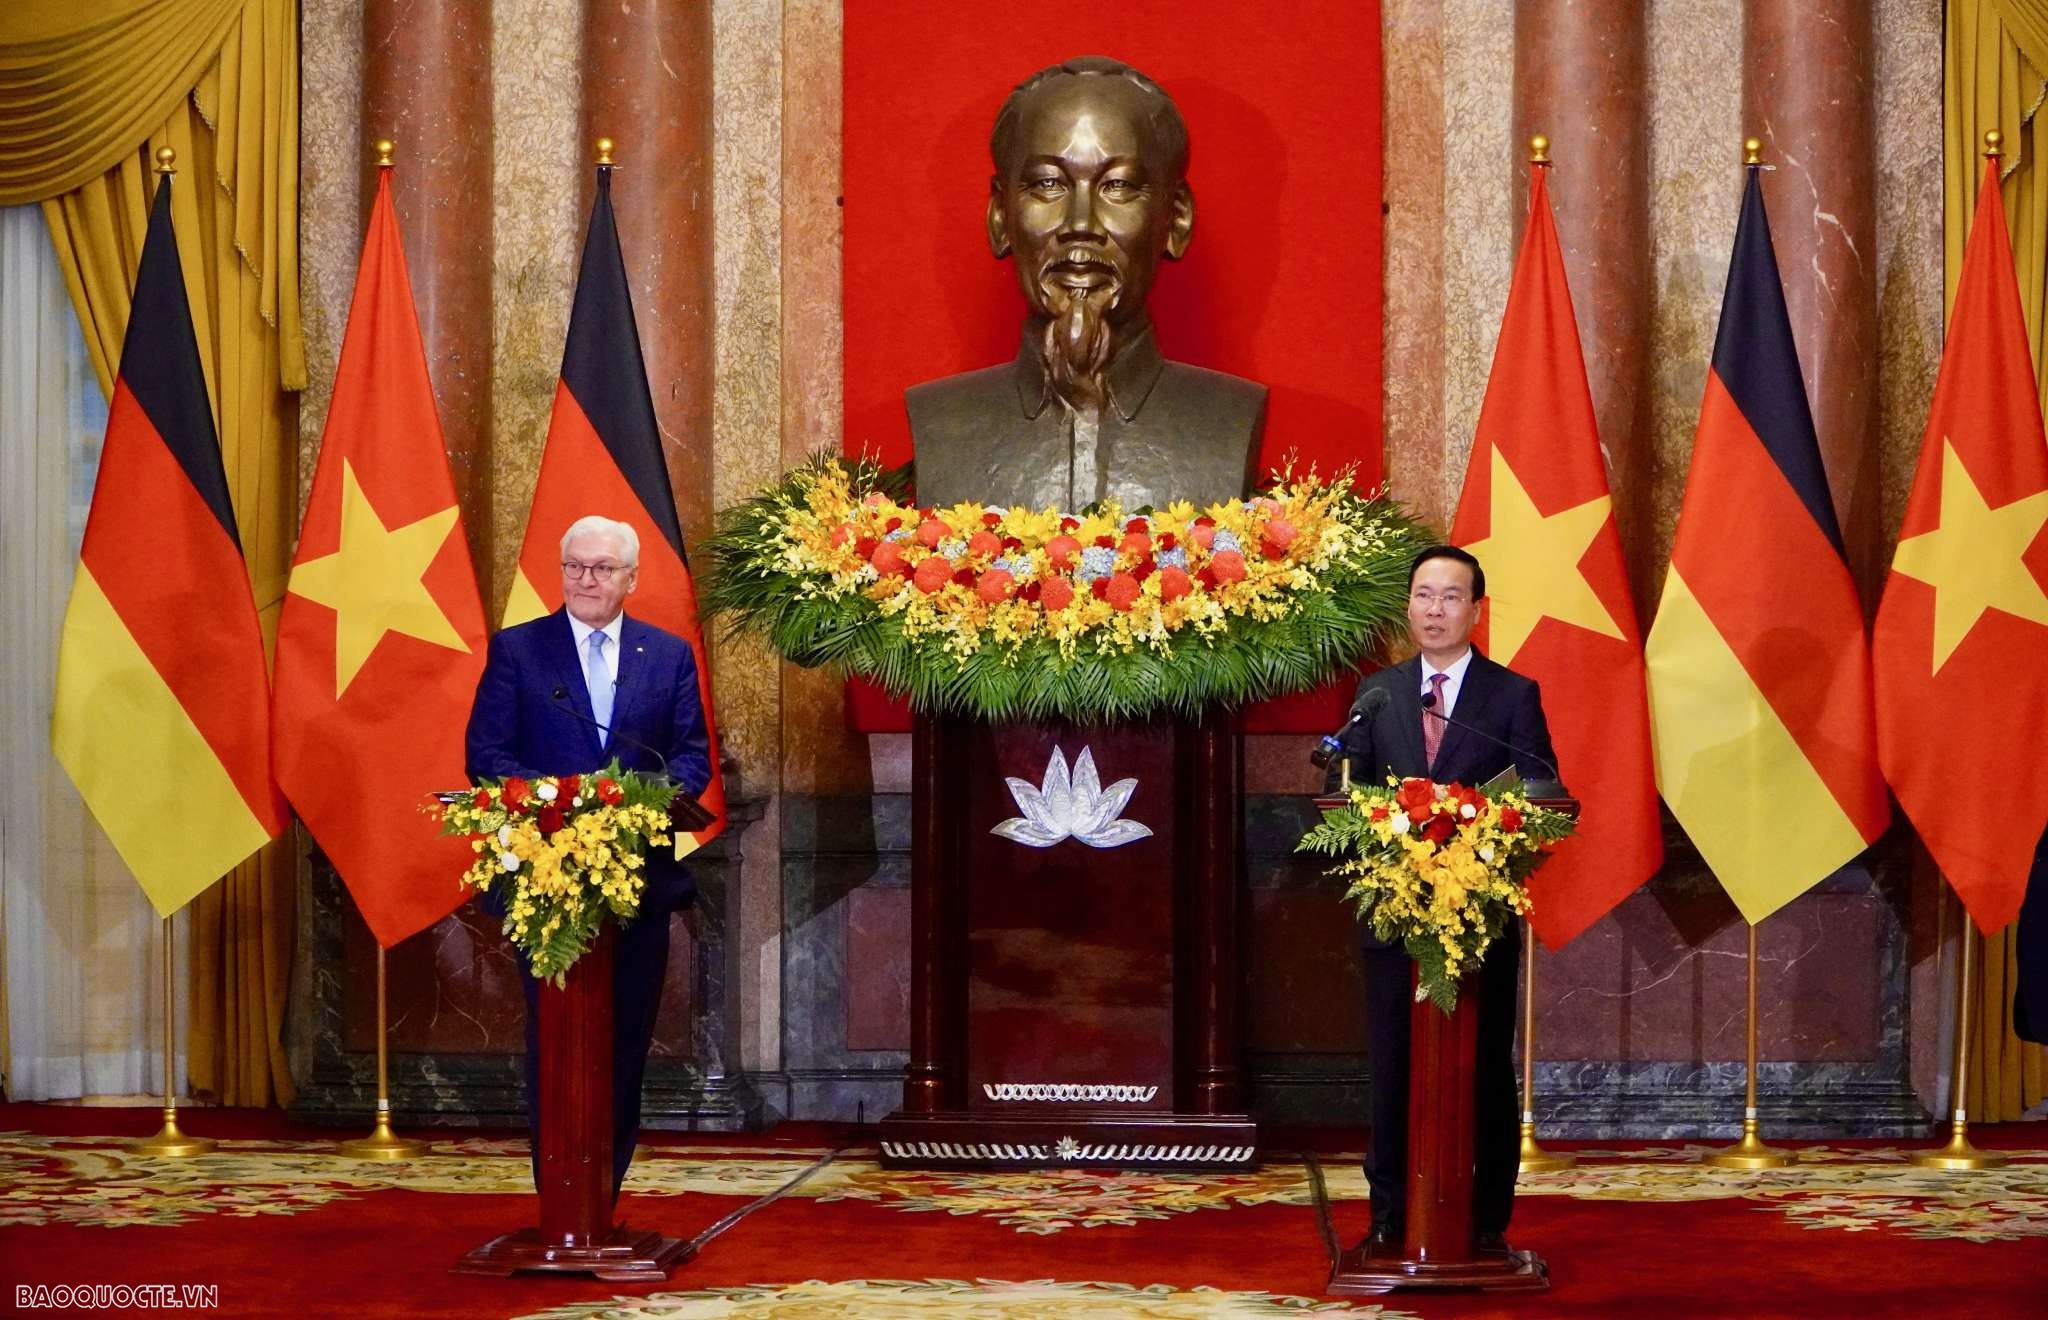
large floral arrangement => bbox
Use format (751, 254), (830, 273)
(701, 456), (1432, 722)
(434, 764), (673, 983)
(1296, 777), (1575, 1011)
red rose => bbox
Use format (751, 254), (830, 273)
(854, 536), (880, 560)
(1158, 566), (1192, 601)
(976, 568), (1015, 603)
(1394, 777), (1436, 815)
(472, 787), (494, 809)
(884, 516), (903, 533)
(967, 530), (1003, 557)
(913, 556), (954, 594)
(1422, 813), (1456, 844)
(952, 566), (978, 588)
(1094, 535), (1117, 549)
(1499, 806), (1523, 833)
(1060, 516), (1080, 531)
(596, 778), (624, 806)
(1195, 567), (1217, 591)
(981, 511), (1003, 527)
(559, 774), (582, 801)
(537, 804), (565, 835)
(1040, 577), (1075, 611)
(502, 777), (531, 810)
(1044, 534), (1082, 569)
(1208, 550), (1248, 584)
(1091, 578), (1111, 600)
(1453, 785), (1485, 817)
(1105, 572), (1141, 611)
(1194, 515), (1217, 528)
(1369, 804), (1390, 822)
(1001, 536), (1023, 551)
(1157, 531), (1178, 550)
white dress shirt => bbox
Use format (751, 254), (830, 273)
(1420, 646), (1475, 718)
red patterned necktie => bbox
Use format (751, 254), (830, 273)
(1422, 672), (1448, 770)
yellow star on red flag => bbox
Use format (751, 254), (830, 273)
(1888, 438), (2048, 672)
(285, 458), (469, 696)
(1462, 445), (1623, 665)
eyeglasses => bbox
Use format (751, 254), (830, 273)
(562, 560), (626, 582)
(1410, 590), (1471, 608)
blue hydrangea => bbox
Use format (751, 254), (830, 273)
(994, 553), (1032, 577)
(884, 527), (911, 542)
(1210, 529), (1242, 555)
(1156, 546), (1188, 570)
(1076, 545), (1117, 582)
(938, 537), (967, 559)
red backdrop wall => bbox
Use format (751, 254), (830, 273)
(842, 4), (1384, 730)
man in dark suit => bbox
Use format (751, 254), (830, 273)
(465, 514), (712, 1198)
(1325, 544), (1558, 1257)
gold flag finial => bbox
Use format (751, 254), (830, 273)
(154, 146), (177, 175)
(1744, 137), (1764, 167)
(375, 139), (395, 168)
(595, 137), (615, 167)
(1985, 129), (2004, 159)
(1529, 134), (1551, 166)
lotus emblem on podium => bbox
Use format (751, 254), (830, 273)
(991, 746), (1153, 849)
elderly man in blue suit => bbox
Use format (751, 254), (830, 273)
(465, 514), (712, 1199)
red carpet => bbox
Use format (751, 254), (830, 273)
(1, 1105), (2043, 1318)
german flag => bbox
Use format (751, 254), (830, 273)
(503, 166), (726, 850)
(273, 163), (490, 948)
(1873, 156), (2048, 936)
(1451, 163), (1662, 948)
(51, 167), (284, 917)
(1644, 166), (1888, 924)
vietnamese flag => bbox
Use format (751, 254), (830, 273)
(502, 166), (727, 851)
(1644, 167), (1889, 924)
(272, 164), (490, 948)
(1873, 157), (2048, 935)
(51, 167), (285, 917)
(1451, 163), (1662, 949)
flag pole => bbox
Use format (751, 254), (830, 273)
(337, 944), (429, 1159)
(1706, 919), (1793, 1168)
(1911, 887), (2007, 1169)
(131, 910), (215, 1157)
(1904, 128), (2011, 1175)
(1509, 132), (1575, 1178)
(124, 144), (215, 1163)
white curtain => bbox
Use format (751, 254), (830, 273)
(0, 205), (187, 1101)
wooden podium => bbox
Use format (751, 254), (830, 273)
(454, 925), (691, 1281)
(1319, 790), (1567, 1296)
(877, 712), (1256, 1169)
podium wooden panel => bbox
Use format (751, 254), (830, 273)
(455, 925), (691, 1281)
(879, 712), (1256, 1169)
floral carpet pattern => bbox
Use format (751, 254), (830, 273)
(3, 1128), (2043, 1243)
(512, 1278), (1420, 1319)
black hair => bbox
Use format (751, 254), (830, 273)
(1408, 544), (1485, 600)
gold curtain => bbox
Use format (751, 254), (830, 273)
(10, 0), (301, 1105)
(1946, 0), (2048, 1122)
(0, 0), (246, 206)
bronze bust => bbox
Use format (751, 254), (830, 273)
(907, 56), (1267, 511)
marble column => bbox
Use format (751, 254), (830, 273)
(360, 0), (496, 595)
(1512, 0), (1654, 622)
(580, 0), (716, 544)
(1744, 0), (1882, 599)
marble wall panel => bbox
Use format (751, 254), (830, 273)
(844, 886), (911, 1052)
(1380, 0), (1449, 515)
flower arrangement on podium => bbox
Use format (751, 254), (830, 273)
(1297, 777), (1575, 1011)
(702, 455), (1432, 722)
(432, 764), (673, 984)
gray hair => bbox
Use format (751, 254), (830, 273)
(560, 515), (640, 567)
(990, 56), (1189, 179)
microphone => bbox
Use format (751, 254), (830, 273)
(1419, 688), (1565, 796)
(1310, 686), (1390, 770)
(548, 684), (670, 781)
(547, 687), (717, 832)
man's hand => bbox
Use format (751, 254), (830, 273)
(668, 789), (716, 833)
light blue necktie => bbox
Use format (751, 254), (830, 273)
(585, 630), (613, 741)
